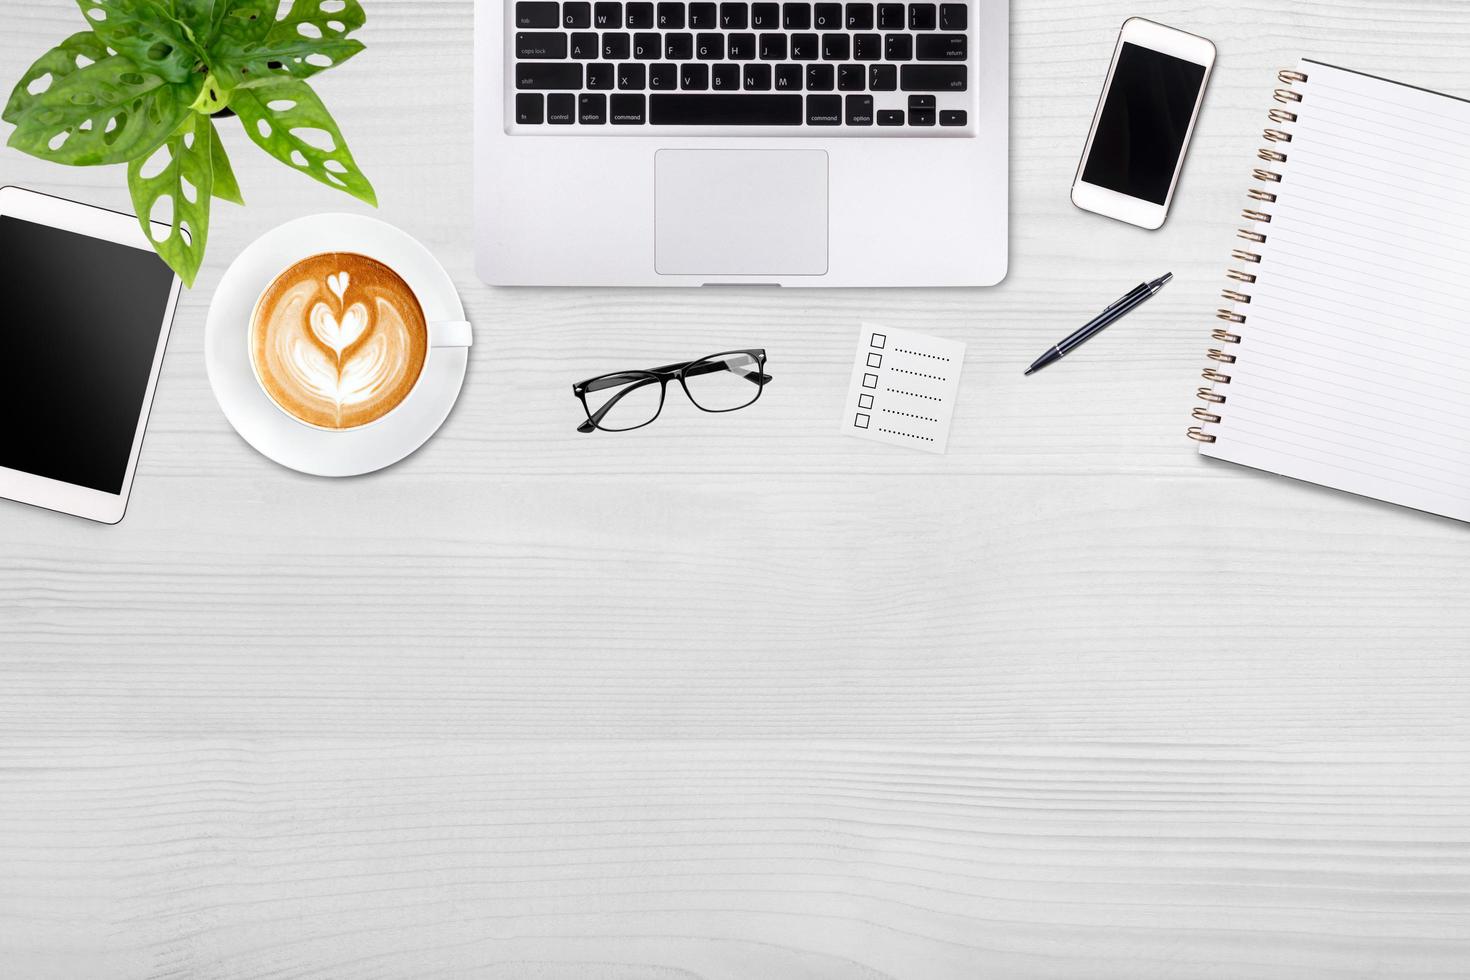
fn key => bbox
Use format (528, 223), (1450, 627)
(516, 93), (544, 124)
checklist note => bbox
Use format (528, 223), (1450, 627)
(841, 324), (966, 454)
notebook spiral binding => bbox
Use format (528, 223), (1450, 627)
(1189, 68), (1307, 445)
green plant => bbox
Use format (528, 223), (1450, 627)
(3, 0), (377, 286)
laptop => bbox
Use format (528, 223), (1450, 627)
(475, 0), (1008, 287)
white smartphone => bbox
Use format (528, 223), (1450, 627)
(1070, 18), (1216, 230)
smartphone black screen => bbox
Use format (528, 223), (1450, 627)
(1081, 42), (1207, 205)
(0, 215), (175, 494)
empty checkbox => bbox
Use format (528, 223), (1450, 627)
(867, 353), (883, 368)
(855, 413), (870, 429)
(858, 393), (874, 409)
(871, 333), (886, 349)
(862, 373), (878, 389)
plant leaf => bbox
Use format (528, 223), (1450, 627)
(4, 32), (113, 126)
(127, 111), (213, 286)
(208, 118), (244, 204)
(73, 0), (202, 84)
(169, 0), (225, 43)
(208, 0), (366, 91)
(231, 80), (376, 206)
(6, 56), (198, 166)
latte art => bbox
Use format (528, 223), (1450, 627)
(251, 253), (428, 429)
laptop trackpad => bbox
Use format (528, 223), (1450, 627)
(655, 149), (828, 278)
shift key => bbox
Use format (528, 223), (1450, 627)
(516, 63), (584, 89)
(900, 64), (967, 91)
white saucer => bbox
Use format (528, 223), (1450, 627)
(206, 214), (470, 477)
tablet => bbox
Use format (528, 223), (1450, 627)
(0, 187), (181, 524)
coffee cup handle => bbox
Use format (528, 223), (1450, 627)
(429, 320), (474, 348)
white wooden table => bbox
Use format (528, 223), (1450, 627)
(4, 2), (1470, 977)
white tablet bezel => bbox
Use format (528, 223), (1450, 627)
(1070, 18), (1216, 230)
(0, 186), (181, 525)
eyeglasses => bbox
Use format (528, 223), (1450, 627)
(573, 350), (772, 433)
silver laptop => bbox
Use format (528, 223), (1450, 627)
(475, 0), (1008, 286)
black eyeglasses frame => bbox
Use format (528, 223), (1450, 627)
(572, 349), (771, 433)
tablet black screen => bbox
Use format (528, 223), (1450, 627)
(0, 215), (175, 495)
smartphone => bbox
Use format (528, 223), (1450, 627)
(1071, 18), (1216, 230)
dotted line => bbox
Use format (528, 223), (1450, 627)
(883, 409), (938, 423)
(886, 387), (943, 402)
(892, 367), (946, 381)
(894, 347), (950, 362)
(879, 427), (934, 442)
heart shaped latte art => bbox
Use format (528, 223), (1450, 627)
(251, 253), (429, 430)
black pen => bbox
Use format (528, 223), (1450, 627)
(1024, 273), (1173, 376)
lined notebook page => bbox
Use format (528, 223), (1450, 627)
(1199, 60), (1470, 522)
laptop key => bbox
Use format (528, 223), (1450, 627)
(907, 94), (934, 110)
(516, 1), (559, 28)
(853, 33), (881, 60)
(722, 1), (750, 27)
(938, 2), (965, 29)
(650, 93), (803, 124)
(681, 63), (709, 89)
(697, 33), (725, 59)
(806, 63), (834, 90)
(516, 93), (544, 124)
(846, 3), (874, 29)
(939, 109), (966, 126)
(712, 64), (740, 89)
(656, 2), (684, 27)
(563, 2), (592, 27)
(760, 33), (788, 59)
(516, 63), (583, 89)
(611, 93), (646, 123)
(633, 32), (660, 58)
(813, 3), (841, 28)
(569, 33), (597, 58)
(602, 32), (631, 59)
(845, 93), (874, 125)
(517, 32), (568, 59)
(876, 2), (903, 27)
(665, 33), (694, 59)
(594, 2), (623, 27)
(752, 2), (780, 26)
(910, 107), (934, 126)
(743, 64), (772, 89)
(821, 33), (850, 60)
(907, 3), (935, 29)
(869, 63), (896, 90)
(837, 63), (864, 91)
(579, 93), (607, 123)
(877, 108), (904, 125)
(689, 1), (717, 26)
(618, 63), (646, 88)
(782, 2), (811, 29)
(586, 63), (615, 89)
(649, 63), (678, 88)
(791, 33), (819, 59)
(806, 94), (842, 125)
(626, 1), (654, 26)
(728, 33), (756, 59)
(900, 64), (966, 91)
(916, 34), (966, 60)
(775, 63), (803, 89)
(884, 34), (912, 60)
(547, 92), (576, 123)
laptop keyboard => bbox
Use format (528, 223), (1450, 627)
(510, 2), (974, 131)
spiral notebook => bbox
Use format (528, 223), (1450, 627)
(1189, 61), (1470, 523)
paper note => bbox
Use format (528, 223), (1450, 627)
(840, 324), (966, 454)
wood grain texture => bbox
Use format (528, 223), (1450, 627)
(3, 1), (1470, 976)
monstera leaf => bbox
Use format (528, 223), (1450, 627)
(209, 125), (244, 203)
(127, 112), (215, 286)
(231, 79), (375, 205)
(210, 0), (367, 90)
(6, 56), (198, 166)
(3, 32), (113, 125)
(73, 0), (203, 84)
